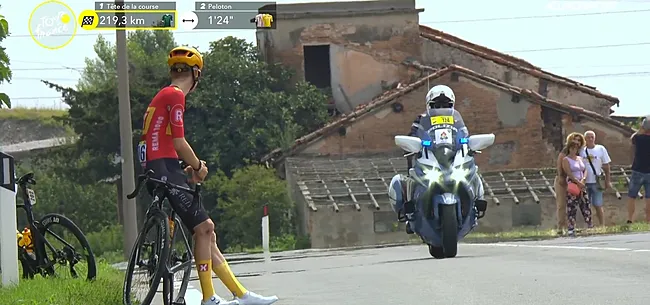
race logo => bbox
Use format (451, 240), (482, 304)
(28, 0), (78, 50)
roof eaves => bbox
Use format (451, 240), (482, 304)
(263, 64), (632, 166)
(261, 67), (454, 164)
(442, 65), (634, 136)
(419, 26), (620, 106)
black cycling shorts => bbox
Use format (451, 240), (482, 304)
(145, 158), (209, 233)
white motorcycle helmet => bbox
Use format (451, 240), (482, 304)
(425, 85), (455, 113)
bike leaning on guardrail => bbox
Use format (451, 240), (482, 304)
(122, 169), (195, 305)
(16, 172), (97, 280)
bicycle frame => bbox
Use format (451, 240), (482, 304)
(145, 185), (195, 276)
(16, 175), (79, 277)
(130, 171), (197, 304)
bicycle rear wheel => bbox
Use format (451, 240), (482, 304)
(163, 215), (194, 305)
(123, 210), (170, 305)
(39, 213), (97, 280)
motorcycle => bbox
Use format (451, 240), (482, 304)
(388, 131), (495, 259)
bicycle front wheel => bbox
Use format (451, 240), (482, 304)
(39, 213), (97, 280)
(123, 210), (170, 305)
(163, 215), (194, 305)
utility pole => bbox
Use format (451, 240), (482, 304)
(116, 0), (138, 259)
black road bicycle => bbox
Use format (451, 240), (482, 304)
(123, 169), (195, 305)
(16, 172), (97, 280)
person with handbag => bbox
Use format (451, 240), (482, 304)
(581, 130), (611, 226)
(561, 140), (593, 236)
(554, 132), (586, 235)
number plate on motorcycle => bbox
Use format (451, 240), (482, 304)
(27, 188), (36, 205)
(430, 116), (454, 125)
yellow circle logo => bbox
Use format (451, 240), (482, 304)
(78, 10), (99, 30)
(28, 0), (78, 50)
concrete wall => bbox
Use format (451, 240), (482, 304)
(257, 9), (421, 113)
(296, 73), (634, 171)
(307, 202), (407, 248)
(421, 37), (615, 116)
(304, 194), (648, 248)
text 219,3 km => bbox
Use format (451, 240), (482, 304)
(99, 15), (146, 26)
(208, 15), (234, 25)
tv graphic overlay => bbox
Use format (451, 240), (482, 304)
(79, 1), (177, 30)
(193, 2), (276, 29)
(28, 0), (78, 50)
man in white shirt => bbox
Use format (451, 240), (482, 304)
(581, 130), (612, 226)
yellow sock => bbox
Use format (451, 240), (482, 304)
(212, 261), (248, 298)
(196, 260), (216, 301)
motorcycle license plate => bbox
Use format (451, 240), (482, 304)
(430, 115), (454, 125)
(27, 188), (36, 205)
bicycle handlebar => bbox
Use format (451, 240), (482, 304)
(127, 169), (201, 199)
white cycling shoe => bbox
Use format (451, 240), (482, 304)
(201, 295), (240, 305)
(236, 291), (279, 305)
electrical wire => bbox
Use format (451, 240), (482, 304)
(427, 9), (650, 24)
(6, 8), (650, 38)
(505, 42), (650, 53)
(566, 71), (650, 78)
(8, 71), (650, 101)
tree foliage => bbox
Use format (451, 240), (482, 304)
(46, 31), (328, 180)
(203, 165), (294, 249)
(16, 149), (118, 233)
(0, 9), (11, 108)
(39, 30), (328, 252)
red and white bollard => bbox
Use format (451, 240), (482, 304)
(261, 205), (271, 274)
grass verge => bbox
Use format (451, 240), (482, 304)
(0, 262), (123, 305)
(0, 106), (69, 128)
(462, 222), (650, 243)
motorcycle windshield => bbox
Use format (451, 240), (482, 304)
(430, 145), (456, 169)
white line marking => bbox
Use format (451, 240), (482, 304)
(185, 286), (203, 305)
(465, 242), (650, 252)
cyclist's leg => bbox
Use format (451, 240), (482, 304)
(210, 227), (279, 305)
(159, 160), (233, 305)
(210, 233), (246, 296)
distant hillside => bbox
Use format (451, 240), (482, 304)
(0, 107), (75, 146)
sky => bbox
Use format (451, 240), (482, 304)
(2, 0), (649, 116)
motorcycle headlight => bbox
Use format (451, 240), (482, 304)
(422, 167), (443, 185)
(414, 164), (442, 187)
(450, 167), (469, 183)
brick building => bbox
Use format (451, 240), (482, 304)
(255, 0), (637, 248)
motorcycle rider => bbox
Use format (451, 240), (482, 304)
(398, 84), (487, 234)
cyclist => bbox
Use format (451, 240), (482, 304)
(139, 46), (278, 305)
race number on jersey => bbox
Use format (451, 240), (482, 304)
(137, 140), (147, 163)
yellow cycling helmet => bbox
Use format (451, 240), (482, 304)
(167, 46), (203, 71)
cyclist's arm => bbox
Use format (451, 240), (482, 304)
(166, 90), (202, 169)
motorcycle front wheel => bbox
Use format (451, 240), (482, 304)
(440, 204), (458, 258)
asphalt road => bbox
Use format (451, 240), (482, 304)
(153, 233), (650, 305)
